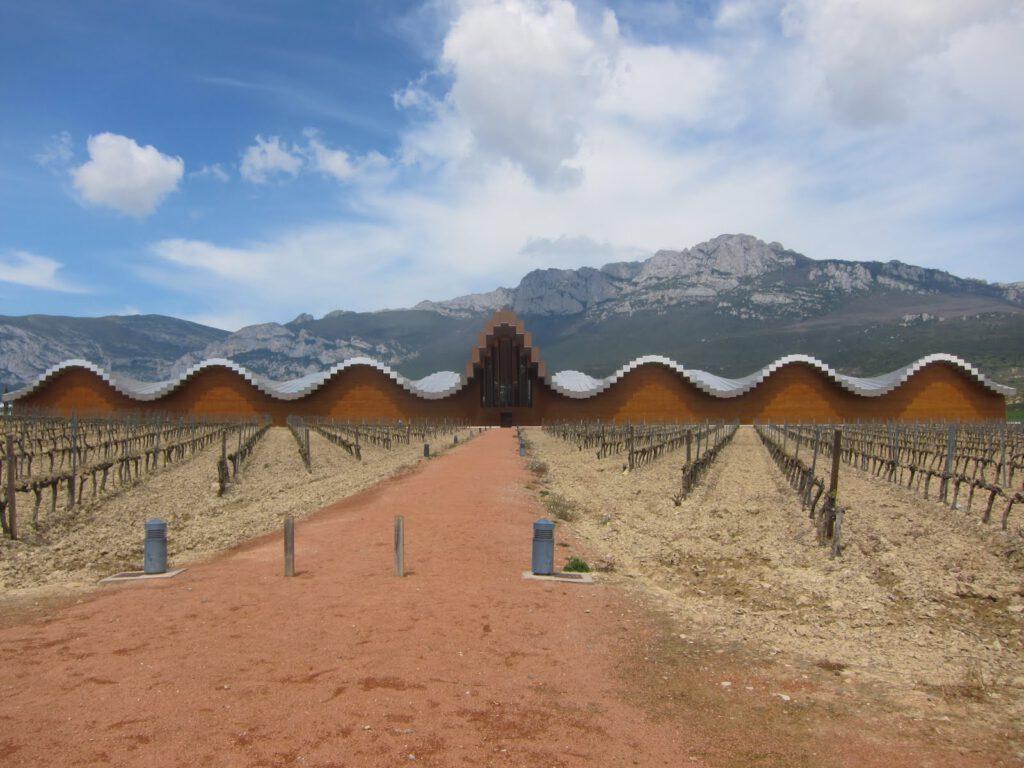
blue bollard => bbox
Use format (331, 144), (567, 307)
(531, 519), (555, 575)
(144, 518), (168, 574)
(519, 441), (526, 457)
(423, 442), (430, 458)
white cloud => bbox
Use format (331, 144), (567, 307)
(238, 131), (390, 186)
(304, 130), (355, 181)
(193, 163), (230, 182)
(239, 135), (304, 183)
(35, 131), (73, 168)
(0, 251), (85, 293)
(71, 133), (184, 216)
(779, 0), (1017, 127)
(437, 0), (615, 185)
(600, 43), (723, 123)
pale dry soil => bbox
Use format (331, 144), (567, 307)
(526, 425), (1024, 757)
(0, 427), (468, 596)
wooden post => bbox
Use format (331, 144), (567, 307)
(825, 429), (842, 539)
(942, 424), (956, 502)
(828, 429), (842, 498)
(998, 425), (1008, 487)
(6, 433), (17, 540)
(69, 413), (78, 508)
(806, 426), (821, 512)
(284, 515), (295, 577)
(394, 515), (405, 577)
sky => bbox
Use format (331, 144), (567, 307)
(1, 0), (1022, 330)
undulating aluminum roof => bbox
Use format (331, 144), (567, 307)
(2, 352), (1014, 403)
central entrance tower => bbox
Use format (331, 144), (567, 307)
(467, 310), (546, 425)
(479, 324), (532, 408)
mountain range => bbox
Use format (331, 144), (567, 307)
(3, 234), (1022, 397)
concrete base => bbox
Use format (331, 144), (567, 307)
(100, 568), (187, 583)
(522, 570), (594, 584)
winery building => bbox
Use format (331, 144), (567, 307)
(4, 311), (1013, 424)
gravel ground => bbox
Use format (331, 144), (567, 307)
(0, 426), (469, 594)
(0, 428), (1006, 768)
(526, 425), (1024, 743)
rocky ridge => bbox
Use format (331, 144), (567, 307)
(419, 234), (1020, 321)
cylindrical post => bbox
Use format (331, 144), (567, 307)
(6, 433), (17, 540)
(284, 515), (295, 577)
(423, 443), (429, 458)
(519, 441), (525, 457)
(394, 515), (405, 577)
(144, 519), (167, 574)
(531, 518), (555, 575)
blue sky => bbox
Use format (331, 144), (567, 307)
(2, 0), (1022, 330)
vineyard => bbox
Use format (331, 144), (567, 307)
(0, 411), (259, 539)
(525, 419), (1024, 734)
(757, 421), (1024, 538)
(0, 411), (469, 591)
(543, 420), (738, 499)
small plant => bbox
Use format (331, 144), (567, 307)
(543, 493), (578, 522)
(527, 458), (548, 476)
(564, 556), (591, 573)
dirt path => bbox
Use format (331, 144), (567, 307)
(527, 426), (1024, 760)
(0, 429), (1014, 767)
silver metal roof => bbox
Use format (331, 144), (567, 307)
(3, 352), (1014, 404)
(547, 353), (1016, 398)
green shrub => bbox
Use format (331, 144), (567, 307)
(564, 556), (591, 573)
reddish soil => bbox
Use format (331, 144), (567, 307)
(0, 429), (1014, 767)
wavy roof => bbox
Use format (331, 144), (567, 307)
(3, 351), (1013, 404)
(546, 353), (1015, 399)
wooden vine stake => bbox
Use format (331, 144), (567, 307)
(941, 423), (956, 503)
(6, 433), (17, 540)
(819, 428), (842, 544)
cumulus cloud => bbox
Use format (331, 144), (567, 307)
(239, 135), (304, 183)
(238, 132), (385, 184)
(434, 0), (616, 186)
(0, 251), (85, 293)
(70, 133), (184, 216)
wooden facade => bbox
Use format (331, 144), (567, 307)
(7, 312), (1010, 424)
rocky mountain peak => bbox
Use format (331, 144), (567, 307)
(414, 287), (514, 317)
(638, 234), (794, 284)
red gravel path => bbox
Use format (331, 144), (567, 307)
(0, 430), (1004, 767)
